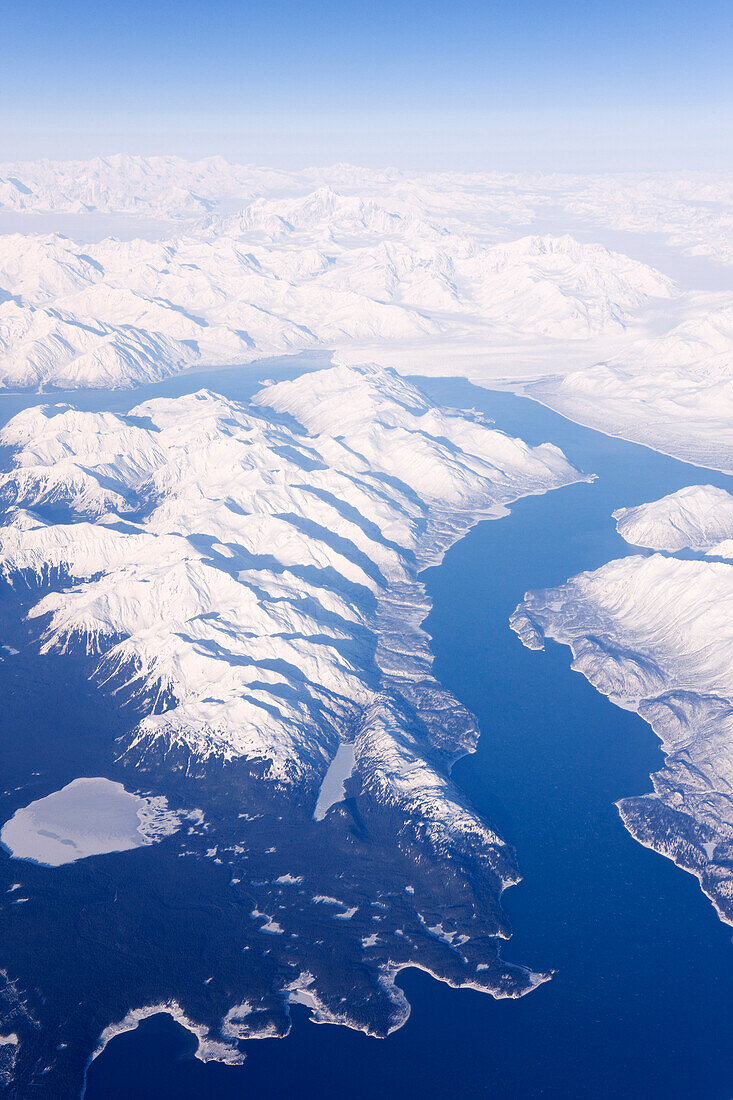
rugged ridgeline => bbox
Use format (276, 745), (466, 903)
(511, 484), (733, 927)
(0, 364), (583, 1097)
(3, 156), (733, 477)
(0, 213), (673, 389)
(2, 156), (732, 264)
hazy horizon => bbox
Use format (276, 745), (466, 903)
(2, 0), (731, 172)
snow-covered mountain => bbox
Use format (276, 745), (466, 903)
(0, 154), (298, 219)
(532, 303), (733, 472)
(613, 484), (733, 555)
(3, 154), (733, 1093)
(0, 363), (580, 781)
(0, 363), (584, 1092)
(0, 214), (675, 390)
(556, 171), (733, 267)
(2, 158), (731, 268)
(5, 155), (733, 479)
(511, 494), (733, 926)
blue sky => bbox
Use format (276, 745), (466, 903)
(1, 0), (731, 169)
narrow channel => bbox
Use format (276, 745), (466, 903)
(60, 372), (733, 1099)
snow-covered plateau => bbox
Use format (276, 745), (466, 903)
(511, 489), (733, 926)
(0, 363), (583, 1096)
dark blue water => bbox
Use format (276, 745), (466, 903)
(30, 371), (732, 1099)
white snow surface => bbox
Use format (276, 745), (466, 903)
(511, 548), (733, 924)
(613, 484), (733, 556)
(0, 777), (181, 866)
(0, 363), (582, 788)
(535, 303), (733, 472)
(3, 155), (733, 472)
(0, 156), (683, 396)
(0, 219), (673, 391)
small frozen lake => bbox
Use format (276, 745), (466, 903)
(0, 777), (180, 867)
(313, 744), (356, 821)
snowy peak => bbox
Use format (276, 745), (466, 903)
(0, 164), (682, 390)
(226, 187), (413, 240)
(0, 364), (582, 782)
